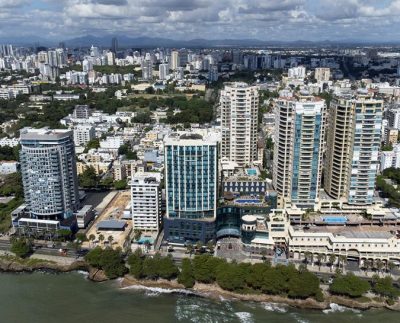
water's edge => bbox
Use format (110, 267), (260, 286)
(1, 257), (399, 312)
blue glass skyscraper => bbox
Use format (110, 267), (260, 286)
(164, 132), (218, 243)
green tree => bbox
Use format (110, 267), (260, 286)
(216, 262), (248, 292)
(132, 111), (152, 124)
(178, 258), (195, 288)
(84, 138), (100, 152)
(76, 233), (87, 242)
(192, 254), (224, 283)
(85, 247), (127, 279)
(127, 249), (144, 279)
(288, 271), (321, 299)
(157, 254), (179, 279)
(329, 273), (370, 298)
(11, 238), (32, 258)
(372, 276), (399, 299)
(133, 229), (142, 241)
(114, 179), (127, 190)
(79, 166), (99, 188)
(328, 254), (337, 271)
(56, 229), (72, 241)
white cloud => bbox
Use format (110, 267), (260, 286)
(0, 0), (400, 42)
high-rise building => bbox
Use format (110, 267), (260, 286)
(130, 172), (162, 232)
(164, 132), (218, 243)
(158, 63), (169, 80)
(141, 59), (153, 80)
(273, 94), (326, 208)
(324, 92), (383, 205)
(220, 82), (259, 167)
(111, 37), (118, 54)
(170, 50), (180, 71)
(106, 52), (115, 65)
(387, 104), (400, 129)
(19, 128), (79, 220)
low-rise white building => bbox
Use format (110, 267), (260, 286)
(380, 144), (400, 172)
(0, 161), (18, 174)
(73, 124), (95, 147)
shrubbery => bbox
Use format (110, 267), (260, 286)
(85, 247), (127, 279)
(127, 253), (322, 300)
(10, 238), (32, 258)
(329, 273), (370, 298)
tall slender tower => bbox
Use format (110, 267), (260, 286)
(324, 91), (383, 205)
(170, 50), (180, 71)
(220, 82), (259, 167)
(111, 37), (118, 54)
(20, 128), (79, 220)
(273, 94), (326, 209)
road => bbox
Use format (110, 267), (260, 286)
(0, 239), (81, 259)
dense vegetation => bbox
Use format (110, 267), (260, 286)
(128, 253), (323, 300)
(85, 246), (128, 279)
(127, 250), (179, 280)
(0, 173), (24, 232)
(10, 238), (32, 258)
(329, 273), (371, 298)
(376, 168), (400, 207)
(0, 145), (19, 161)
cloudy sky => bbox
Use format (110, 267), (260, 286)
(1, 0), (400, 41)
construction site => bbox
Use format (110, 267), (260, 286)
(83, 190), (132, 250)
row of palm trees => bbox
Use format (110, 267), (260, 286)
(87, 233), (114, 247)
(303, 252), (347, 271)
(303, 251), (397, 275)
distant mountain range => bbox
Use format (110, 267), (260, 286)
(1, 34), (399, 48)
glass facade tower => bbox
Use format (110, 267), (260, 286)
(20, 128), (79, 220)
(164, 132), (218, 243)
(273, 95), (325, 208)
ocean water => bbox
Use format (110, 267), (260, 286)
(0, 272), (398, 323)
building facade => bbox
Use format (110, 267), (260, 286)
(220, 82), (259, 167)
(19, 128), (79, 220)
(324, 93), (383, 205)
(130, 172), (162, 232)
(273, 95), (325, 208)
(73, 124), (95, 146)
(164, 132), (218, 243)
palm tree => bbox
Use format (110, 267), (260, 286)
(89, 234), (96, 247)
(304, 251), (313, 265)
(387, 261), (396, 276)
(186, 243), (194, 257)
(107, 235), (114, 246)
(98, 234), (105, 245)
(133, 229), (142, 242)
(364, 259), (372, 276)
(376, 259), (384, 275)
(317, 254), (326, 271)
(339, 255), (347, 271)
(328, 254), (337, 272)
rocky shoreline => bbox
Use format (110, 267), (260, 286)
(1, 256), (399, 312)
(0, 256), (108, 282)
(120, 275), (400, 312)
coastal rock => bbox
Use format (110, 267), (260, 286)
(88, 267), (108, 282)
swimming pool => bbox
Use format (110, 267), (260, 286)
(322, 216), (348, 223)
(235, 199), (260, 204)
(246, 168), (257, 176)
